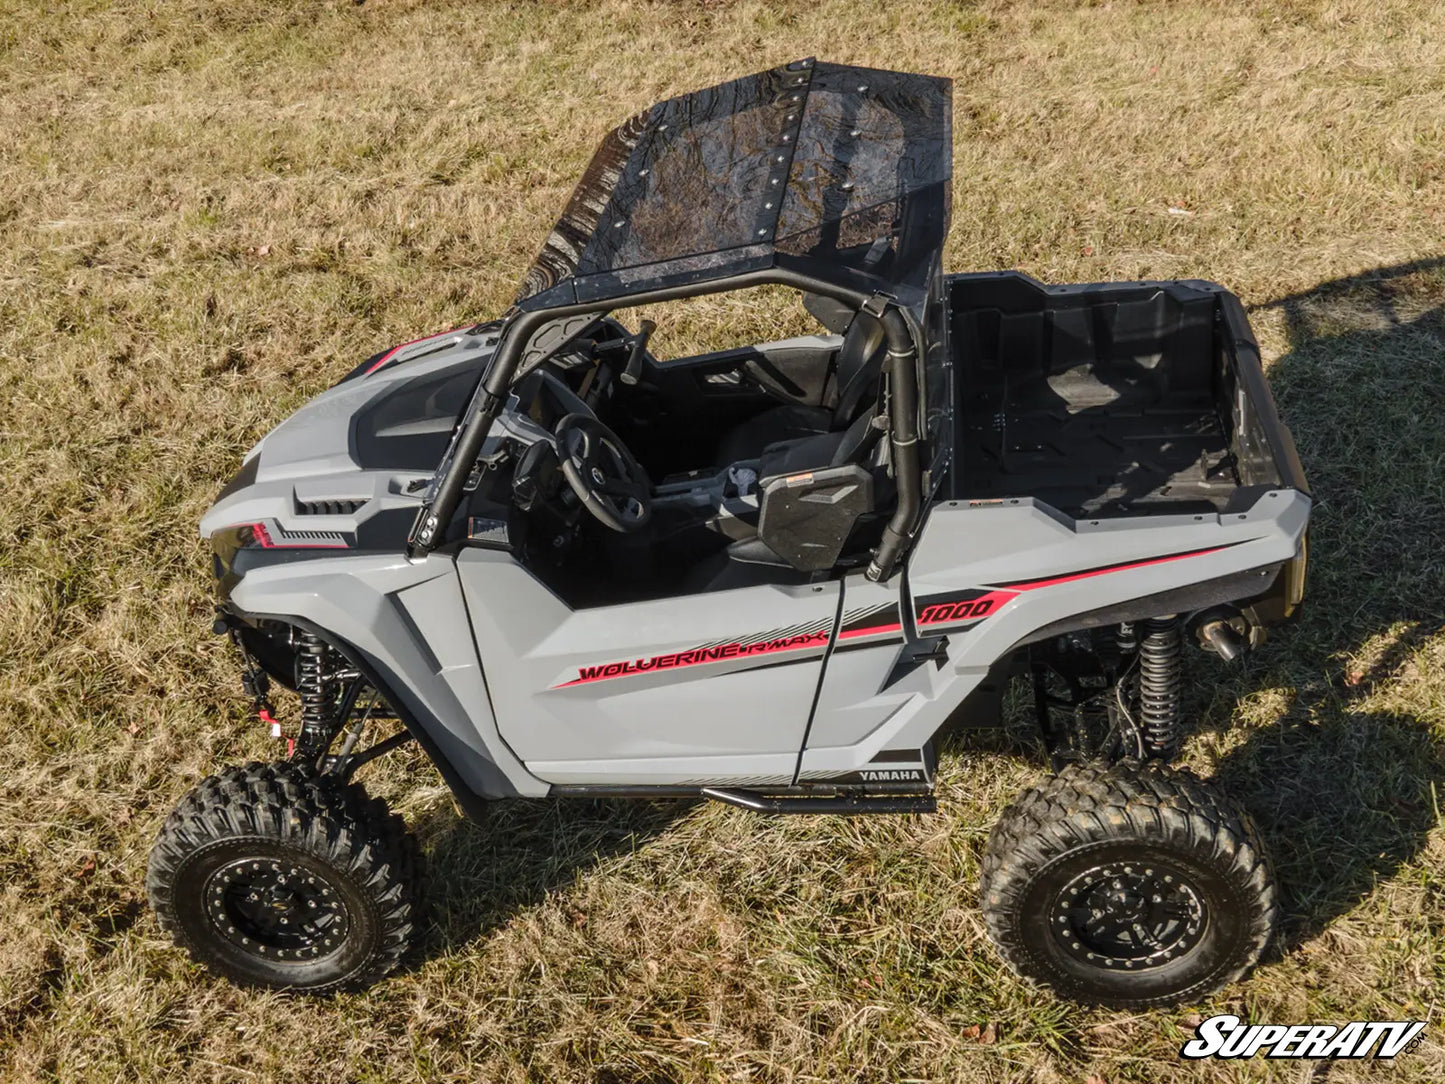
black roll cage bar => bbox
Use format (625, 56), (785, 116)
(407, 267), (927, 581)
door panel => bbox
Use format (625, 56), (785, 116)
(798, 574), (916, 777)
(456, 549), (840, 786)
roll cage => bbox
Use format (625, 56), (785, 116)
(408, 59), (955, 579)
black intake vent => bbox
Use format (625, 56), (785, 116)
(296, 498), (366, 516)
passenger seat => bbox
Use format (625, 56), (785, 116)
(713, 308), (887, 466)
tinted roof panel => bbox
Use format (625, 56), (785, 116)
(516, 60), (951, 309)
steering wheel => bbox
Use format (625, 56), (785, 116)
(555, 413), (653, 532)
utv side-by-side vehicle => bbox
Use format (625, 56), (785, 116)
(148, 60), (1310, 1007)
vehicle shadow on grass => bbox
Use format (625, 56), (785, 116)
(1203, 256), (1445, 952)
(402, 792), (697, 966)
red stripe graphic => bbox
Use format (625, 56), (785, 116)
(917, 545), (1230, 630)
(994, 545), (1229, 593)
(363, 326), (470, 376)
(838, 622), (903, 640)
(555, 545), (1234, 688)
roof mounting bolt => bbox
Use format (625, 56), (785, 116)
(857, 84), (868, 92)
(614, 221), (625, 228)
(787, 114), (797, 122)
(757, 229), (767, 236)
(776, 155), (786, 162)
(850, 129), (861, 137)
(770, 178), (780, 186)
(782, 134), (791, 142)
(764, 202), (773, 209)
(841, 182), (854, 191)
(639, 169), (648, 176)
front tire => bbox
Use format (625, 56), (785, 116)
(147, 762), (420, 993)
(980, 761), (1275, 1008)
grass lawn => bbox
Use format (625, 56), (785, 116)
(2, 1), (1443, 1080)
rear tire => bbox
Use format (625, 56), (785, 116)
(980, 761), (1275, 1008)
(147, 761), (420, 994)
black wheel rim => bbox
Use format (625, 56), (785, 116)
(205, 858), (351, 962)
(1051, 860), (1206, 970)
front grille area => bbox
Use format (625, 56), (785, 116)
(295, 498), (366, 516)
(269, 525), (349, 548)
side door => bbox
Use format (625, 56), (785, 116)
(797, 573), (926, 782)
(456, 548), (841, 787)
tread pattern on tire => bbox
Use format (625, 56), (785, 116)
(979, 760), (1276, 1008)
(147, 761), (421, 994)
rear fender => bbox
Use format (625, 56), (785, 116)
(803, 488), (1309, 776)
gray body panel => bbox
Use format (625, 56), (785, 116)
(227, 552), (549, 799)
(204, 295), (1307, 805)
(802, 491), (1308, 775)
(199, 327), (499, 544)
(457, 551), (841, 785)
(219, 485), (1305, 801)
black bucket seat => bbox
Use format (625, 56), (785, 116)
(713, 308), (887, 467)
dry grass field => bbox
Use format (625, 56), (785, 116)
(2, 0), (1444, 1080)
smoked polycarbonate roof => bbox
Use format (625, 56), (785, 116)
(515, 59), (952, 310)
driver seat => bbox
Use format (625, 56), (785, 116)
(712, 308), (887, 466)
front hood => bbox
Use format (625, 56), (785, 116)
(200, 326), (499, 543)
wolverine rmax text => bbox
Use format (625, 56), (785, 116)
(557, 628), (831, 687)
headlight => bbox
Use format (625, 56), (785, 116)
(1283, 533), (1308, 614)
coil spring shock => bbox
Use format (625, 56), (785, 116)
(1138, 616), (1183, 759)
(295, 630), (335, 760)
(1117, 621), (1137, 657)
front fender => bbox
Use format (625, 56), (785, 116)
(227, 552), (549, 807)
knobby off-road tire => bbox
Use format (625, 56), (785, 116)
(980, 761), (1276, 1008)
(147, 761), (421, 994)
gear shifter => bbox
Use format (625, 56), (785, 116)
(618, 319), (656, 386)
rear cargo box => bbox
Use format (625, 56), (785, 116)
(946, 274), (1302, 517)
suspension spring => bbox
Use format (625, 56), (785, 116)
(295, 631), (335, 760)
(1138, 616), (1183, 759)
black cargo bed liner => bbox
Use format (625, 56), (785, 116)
(949, 276), (1244, 517)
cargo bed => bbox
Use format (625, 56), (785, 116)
(945, 274), (1304, 517)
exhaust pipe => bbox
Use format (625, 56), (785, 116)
(1198, 618), (1247, 662)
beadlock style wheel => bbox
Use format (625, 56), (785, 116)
(205, 850), (353, 962)
(981, 761), (1276, 1008)
(1050, 858), (1207, 971)
(147, 762), (421, 994)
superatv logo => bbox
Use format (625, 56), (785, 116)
(562, 630), (829, 686)
(1181, 1015), (1427, 1060)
